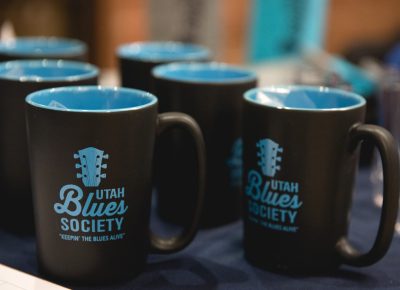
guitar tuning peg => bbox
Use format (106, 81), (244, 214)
(101, 164), (107, 169)
(103, 154), (109, 159)
(100, 173), (107, 179)
(275, 165), (281, 171)
(73, 153), (79, 159)
(276, 157), (282, 161)
(277, 147), (283, 153)
(76, 173), (82, 178)
(75, 163), (82, 169)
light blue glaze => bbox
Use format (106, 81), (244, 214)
(152, 62), (257, 84)
(245, 86), (365, 111)
(0, 60), (98, 82)
(0, 37), (86, 57)
(117, 41), (210, 62)
(26, 86), (157, 113)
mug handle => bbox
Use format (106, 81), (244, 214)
(150, 112), (206, 254)
(336, 124), (399, 266)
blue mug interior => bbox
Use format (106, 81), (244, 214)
(0, 37), (86, 56)
(244, 86), (366, 110)
(152, 62), (257, 84)
(26, 86), (157, 112)
(0, 60), (98, 82)
(117, 42), (210, 62)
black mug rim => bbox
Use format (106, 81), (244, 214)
(152, 62), (258, 85)
(25, 86), (158, 114)
(244, 85), (366, 112)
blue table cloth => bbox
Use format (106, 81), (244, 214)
(0, 169), (399, 289)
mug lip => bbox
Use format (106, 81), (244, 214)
(0, 37), (87, 57)
(0, 59), (99, 83)
(116, 41), (211, 62)
(25, 86), (158, 113)
(152, 62), (258, 85)
(244, 85), (366, 112)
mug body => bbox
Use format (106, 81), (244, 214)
(153, 62), (257, 227)
(0, 60), (98, 233)
(242, 86), (366, 272)
(0, 37), (88, 61)
(26, 86), (158, 284)
(117, 41), (210, 92)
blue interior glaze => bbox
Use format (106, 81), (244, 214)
(117, 42), (210, 61)
(244, 86), (365, 111)
(26, 86), (157, 112)
(0, 37), (86, 56)
(153, 63), (257, 83)
(0, 60), (98, 82)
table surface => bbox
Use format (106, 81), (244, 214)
(0, 169), (399, 290)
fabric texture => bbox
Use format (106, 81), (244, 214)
(0, 170), (398, 290)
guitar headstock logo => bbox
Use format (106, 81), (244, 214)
(256, 139), (283, 177)
(74, 147), (109, 187)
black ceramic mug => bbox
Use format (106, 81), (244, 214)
(0, 37), (87, 62)
(25, 86), (205, 284)
(117, 41), (210, 92)
(242, 86), (399, 273)
(152, 62), (257, 227)
(0, 60), (98, 233)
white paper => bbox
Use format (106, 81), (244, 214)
(0, 264), (70, 290)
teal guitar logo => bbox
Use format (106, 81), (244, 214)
(256, 139), (283, 177)
(74, 147), (109, 187)
(226, 138), (242, 188)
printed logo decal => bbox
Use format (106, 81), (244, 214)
(257, 139), (283, 177)
(245, 138), (303, 233)
(226, 138), (242, 188)
(74, 147), (108, 187)
(53, 147), (128, 243)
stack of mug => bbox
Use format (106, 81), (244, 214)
(0, 37), (398, 285)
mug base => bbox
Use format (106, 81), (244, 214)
(245, 252), (341, 275)
(38, 263), (144, 286)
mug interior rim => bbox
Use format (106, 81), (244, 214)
(25, 86), (158, 113)
(244, 86), (366, 112)
(117, 41), (210, 62)
(0, 60), (98, 82)
(0, 37), (87, 56)
(152, 62), (257, 84)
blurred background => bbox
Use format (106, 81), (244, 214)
(1, 0), (400, 161)
(2, 0), (400, 159)
(1, 0), (400, 230)
(0, 0), (399, 68)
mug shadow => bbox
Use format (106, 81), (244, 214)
(253, 266), (386, 289)
(115, 256), (249, 290)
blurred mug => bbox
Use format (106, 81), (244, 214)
(117, 41), (210, 92)
(26, 86), (205, 284)
(242, 86), (399, 273)
(0, 60), (98, 233)
(0, 37), (87, 62)
(152, 62), (257, 227)
(371, 68), (400, 235)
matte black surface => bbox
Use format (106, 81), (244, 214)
(119, 58), (163, 92)
(153, 77), (257, 228)
(0, 77), (97, 234)
(0, 170), (399, 290)
(26, 103), (205, 284)
(242, 100), (399, 273)
(118, 57), (209, 93)
(0, 51), (87, 62)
